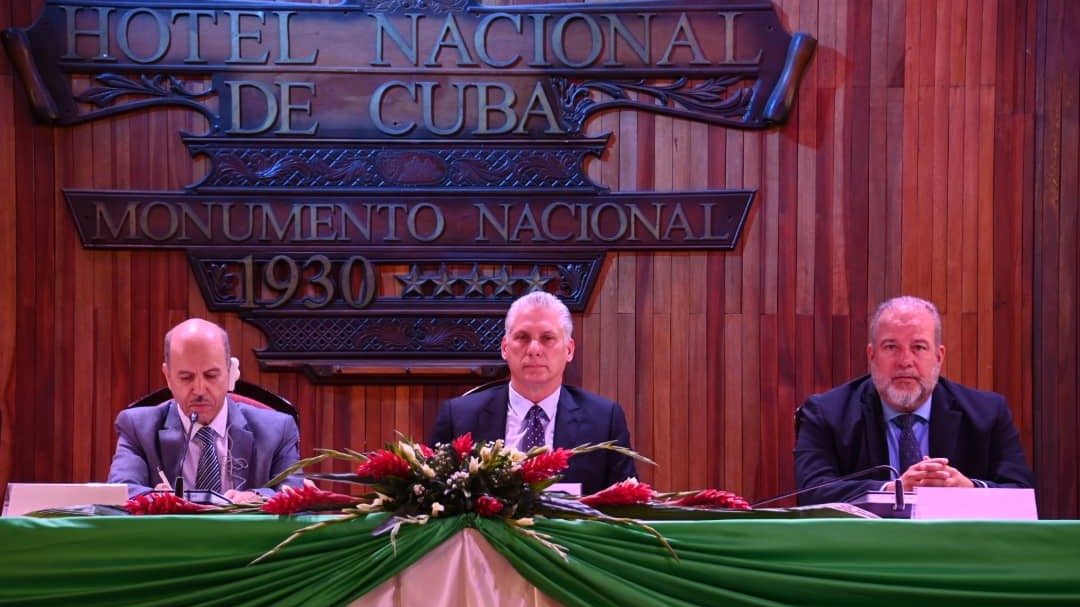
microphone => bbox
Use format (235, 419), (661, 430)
(751, 464), (903, 509)
(174, 411), (198, 497)
(893, 477), (906, 513)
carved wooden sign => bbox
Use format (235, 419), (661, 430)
(4, 0), (815, 383)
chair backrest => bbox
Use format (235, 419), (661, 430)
(461, 376), (510, 397)
(126, 380), (299, 428)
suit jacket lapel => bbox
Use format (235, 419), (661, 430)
(226, 398), (255, 470)
(858, 382), (891, 467)
(553, 387), (583, 449)
(472, 385), (510, 443)
(158, 403), (187, 479)
(928, 383), (961, 459)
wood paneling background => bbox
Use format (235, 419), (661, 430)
(1, 0), (1077, 517)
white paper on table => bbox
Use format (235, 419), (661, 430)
(912, 487), (1037, 520)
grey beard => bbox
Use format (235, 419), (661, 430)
(881, 384), (924, 410)
(875, 371), (939, 412)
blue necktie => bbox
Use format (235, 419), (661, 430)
(194, 426), (222, 492)
(519, 405), (548, 451)
(894, 414), (922, 472)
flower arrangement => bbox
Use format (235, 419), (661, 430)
(125, 491), (213, 515)
(266, 433), (603, 521)
(252, 433), (754, 561)
(122, 433), (758, 562)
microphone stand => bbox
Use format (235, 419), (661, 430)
(751, 464), (903, 509)
(174, 411), (198, 497)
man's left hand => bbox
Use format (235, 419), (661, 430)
(906, 457), (975, 488)
(224, 489), (264, 503)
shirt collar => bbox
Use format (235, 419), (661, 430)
(507, 384), (560, 421)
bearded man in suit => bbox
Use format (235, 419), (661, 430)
(429, 291), (637, 495)
(108, 318), (302, 500)
(794, 296), (1034, 505)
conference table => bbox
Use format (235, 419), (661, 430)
(1, 512), (1078, 606)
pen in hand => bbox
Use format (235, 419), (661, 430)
(156, 467), (172, 491)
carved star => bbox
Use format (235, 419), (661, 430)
(491, 266), (515, 297)
(395, 265), (428, 297)
(431, 264), (457, 297)
(461, 264), (487, 297)
(521, 265), (552, 293)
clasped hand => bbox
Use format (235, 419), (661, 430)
(890, 456), (975, 490)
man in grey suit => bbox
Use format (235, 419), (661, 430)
(107, 318), (302, 500)
(429, 291), (637, 495)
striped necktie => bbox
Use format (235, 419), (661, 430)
(194, 426), (222, 492)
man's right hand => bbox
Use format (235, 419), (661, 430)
(886, 456), (974, 490)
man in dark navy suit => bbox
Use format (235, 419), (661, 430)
(429, 291), (637, 495)
(794, 296), (1034, 505)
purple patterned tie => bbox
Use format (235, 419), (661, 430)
(895, 414), (922, 473)
(519, 405), (548, 452)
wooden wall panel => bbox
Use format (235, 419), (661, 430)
(1, 0), (1077, 518)
(0, 0), (20, 506)
(1032, 0), (1080, 519)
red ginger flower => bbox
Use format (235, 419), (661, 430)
(356, 449), (411, 480)
(580, 478), (654, 507)
(125, 492), (209, 515)
(473, 495), (504, 517)
(418, 443), (435, 458)
(667, 489), (751, 510)
(262, 482), (360, 515)
(519, 448), (572, 483)
(451, 433), (474, 459)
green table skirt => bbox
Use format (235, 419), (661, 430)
(2, 514), (1078, 606)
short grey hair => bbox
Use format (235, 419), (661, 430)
(869, 296), (942, 347)
(505, 291), (573, 340)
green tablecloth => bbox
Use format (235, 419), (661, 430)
(2, 513), (1078, 606)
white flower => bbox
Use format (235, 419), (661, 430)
(447, 470), (470, 490)
(398, 442), (418, 466)
(421, 464), (436, 478)
(412, 484), (425, 496)
(431, 502), (445, 517)
(468, 457), (480, 473)
(509, 450), (527, 463)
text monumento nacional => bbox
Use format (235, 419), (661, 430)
(5, 0), (814, 379)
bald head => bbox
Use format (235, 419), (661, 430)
(162, 318), (232, 425)
(164, 318), (231, 368)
